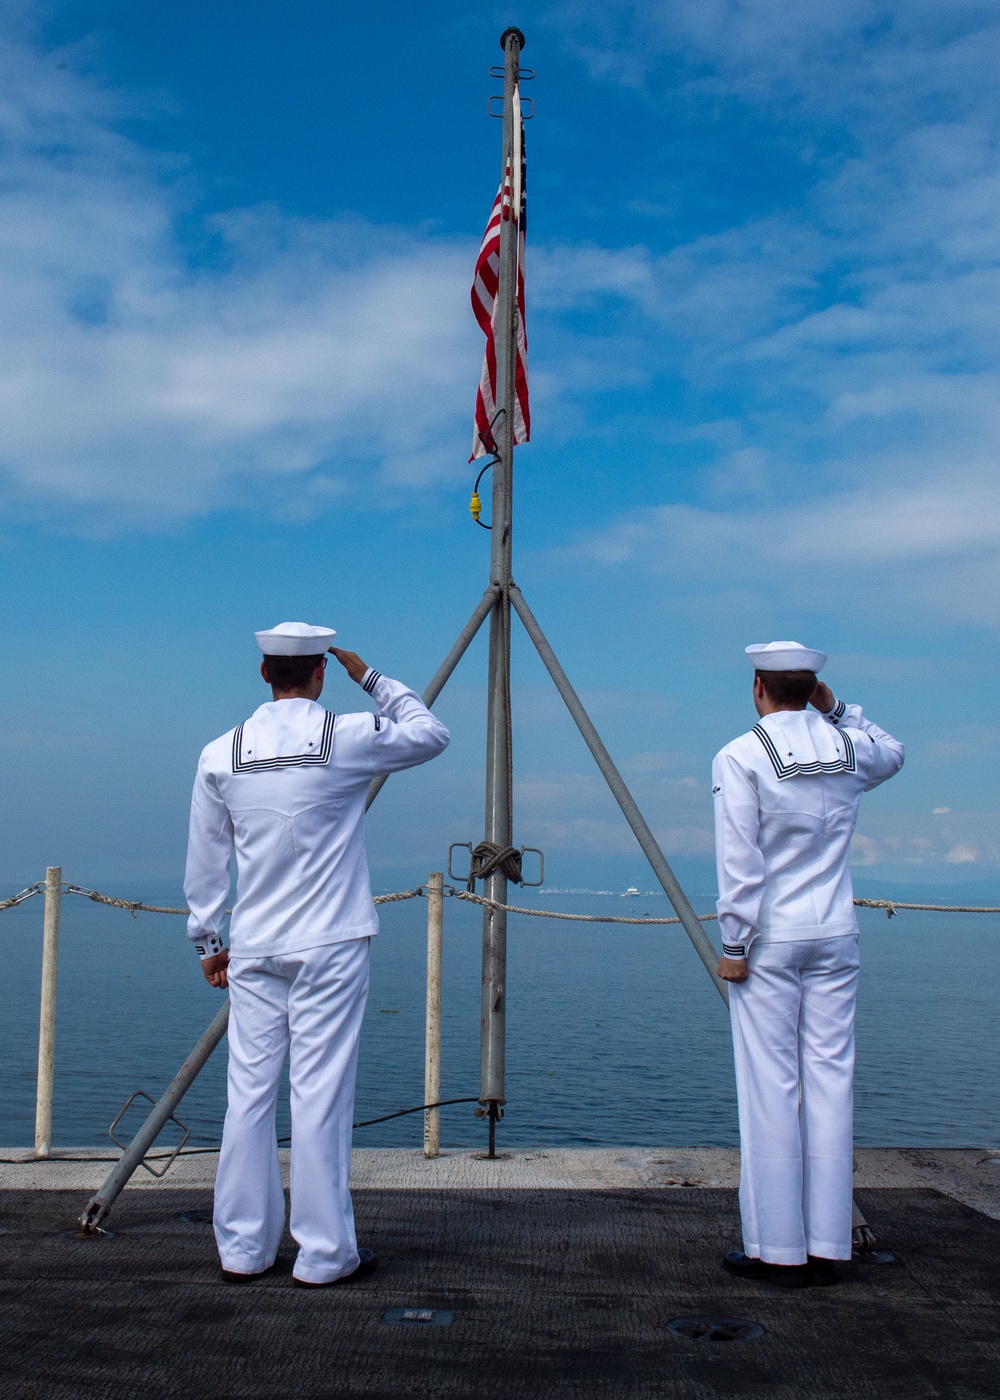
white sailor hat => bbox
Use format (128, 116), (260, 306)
(254, 621), (337, 656)
(745, 641), (827, 673)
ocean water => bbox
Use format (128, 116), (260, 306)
(0, 886), (997, 1151)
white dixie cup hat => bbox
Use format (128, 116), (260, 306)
(745, 641), (828, 673)
(254, 622), (337, 656)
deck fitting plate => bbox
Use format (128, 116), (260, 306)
(667, 1316), (763, 1342)
(853, 1248), (896, 1265)
(382, 1308), (454, 1327)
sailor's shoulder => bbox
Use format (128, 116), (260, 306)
(835, 721), (879, 752)
(197, 726), (239, 771)
(335, 708), (380, 728)
(330, 709), (383, 743)
(714, 730), (762, 766)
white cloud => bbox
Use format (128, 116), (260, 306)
(527, 4), (1000, 630)
(623, 751), (683, 775)
(3, 0), (1000, 612)
(947, 843), (978, 864)
(551, 2), (1000, 123)
(0, 24), (481, 526)
(850, 808), (1000, 869)
(514, 764), (713, 860)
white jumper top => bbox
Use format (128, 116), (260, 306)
(712, 701), (904, 958)
(184, 669), (450, 958)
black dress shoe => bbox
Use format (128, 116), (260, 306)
(723, 1251), (812, 1289)
(807, 1255), (847, 1286)
(220, 1260), (279, 1284)
(293, 1247), (378, 1288)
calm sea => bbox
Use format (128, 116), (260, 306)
(1, 886), (997, 1151)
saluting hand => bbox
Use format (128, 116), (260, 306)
(329, 647), (369, 684)
(201, 950), (230, 989)
(810, 681), (836, 714)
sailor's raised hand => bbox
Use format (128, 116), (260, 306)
(810, 680), (836, 714)
(329, 648), (369, 684)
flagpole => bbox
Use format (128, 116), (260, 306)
(479, 24), (524, 1155)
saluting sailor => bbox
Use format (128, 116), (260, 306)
(713, 642), (903, 1288)
(184, 623), (450, 1287)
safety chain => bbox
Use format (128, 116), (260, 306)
(0, 881), (45, 912)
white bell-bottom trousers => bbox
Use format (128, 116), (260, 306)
(728, 933), (859, 1265)
(213, 936), (370, 1284)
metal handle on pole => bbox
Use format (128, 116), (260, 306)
(423, 871), (444, 1159)
(34, 866), (62, 1159)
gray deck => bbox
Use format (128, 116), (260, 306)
(0, 1153), (998, 1398)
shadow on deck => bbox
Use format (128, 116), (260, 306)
(0, 1186), (996, 1398)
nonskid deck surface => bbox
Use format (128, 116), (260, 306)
(0, 1165), (997, 1398)
(3, 1145), (999, 1220)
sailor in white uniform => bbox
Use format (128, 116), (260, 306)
(713, 642), (903, 1287)
(184, 622), (450, 1286)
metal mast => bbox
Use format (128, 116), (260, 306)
(479, 25), (524, 1153)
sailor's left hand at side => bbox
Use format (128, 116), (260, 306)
(202, 950), (230, 989)
(717, 956), (749, 983)
(329, 647), (369, 684)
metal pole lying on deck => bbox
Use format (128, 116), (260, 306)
(80, 1000), (230, 1232)
(509, 586), (729, 1004)
(34, 866), (62, 1159)
(423, 871), (444, 1159)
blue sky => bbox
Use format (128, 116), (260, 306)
(2, 0), (999, 894)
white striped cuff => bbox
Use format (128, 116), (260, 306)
(193, 932), (226, 959)
(361, 668), (382, 695)
(722, 942), (747, 960)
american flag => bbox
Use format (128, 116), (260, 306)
(470, 94), (529, 461)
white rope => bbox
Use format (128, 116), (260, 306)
(853, 898), (1000, 918)
(373, 887), (424, 905)
(2, 880), (999, 924)
(454, 889), (715, 924)
(52, 884), (426, 917)
(63, 885), (191, 916)
(455, 890), (1000, 924)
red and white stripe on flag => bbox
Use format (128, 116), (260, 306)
(470, 112), (529, 461)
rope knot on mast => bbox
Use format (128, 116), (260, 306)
(467, 841), (523, 892)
